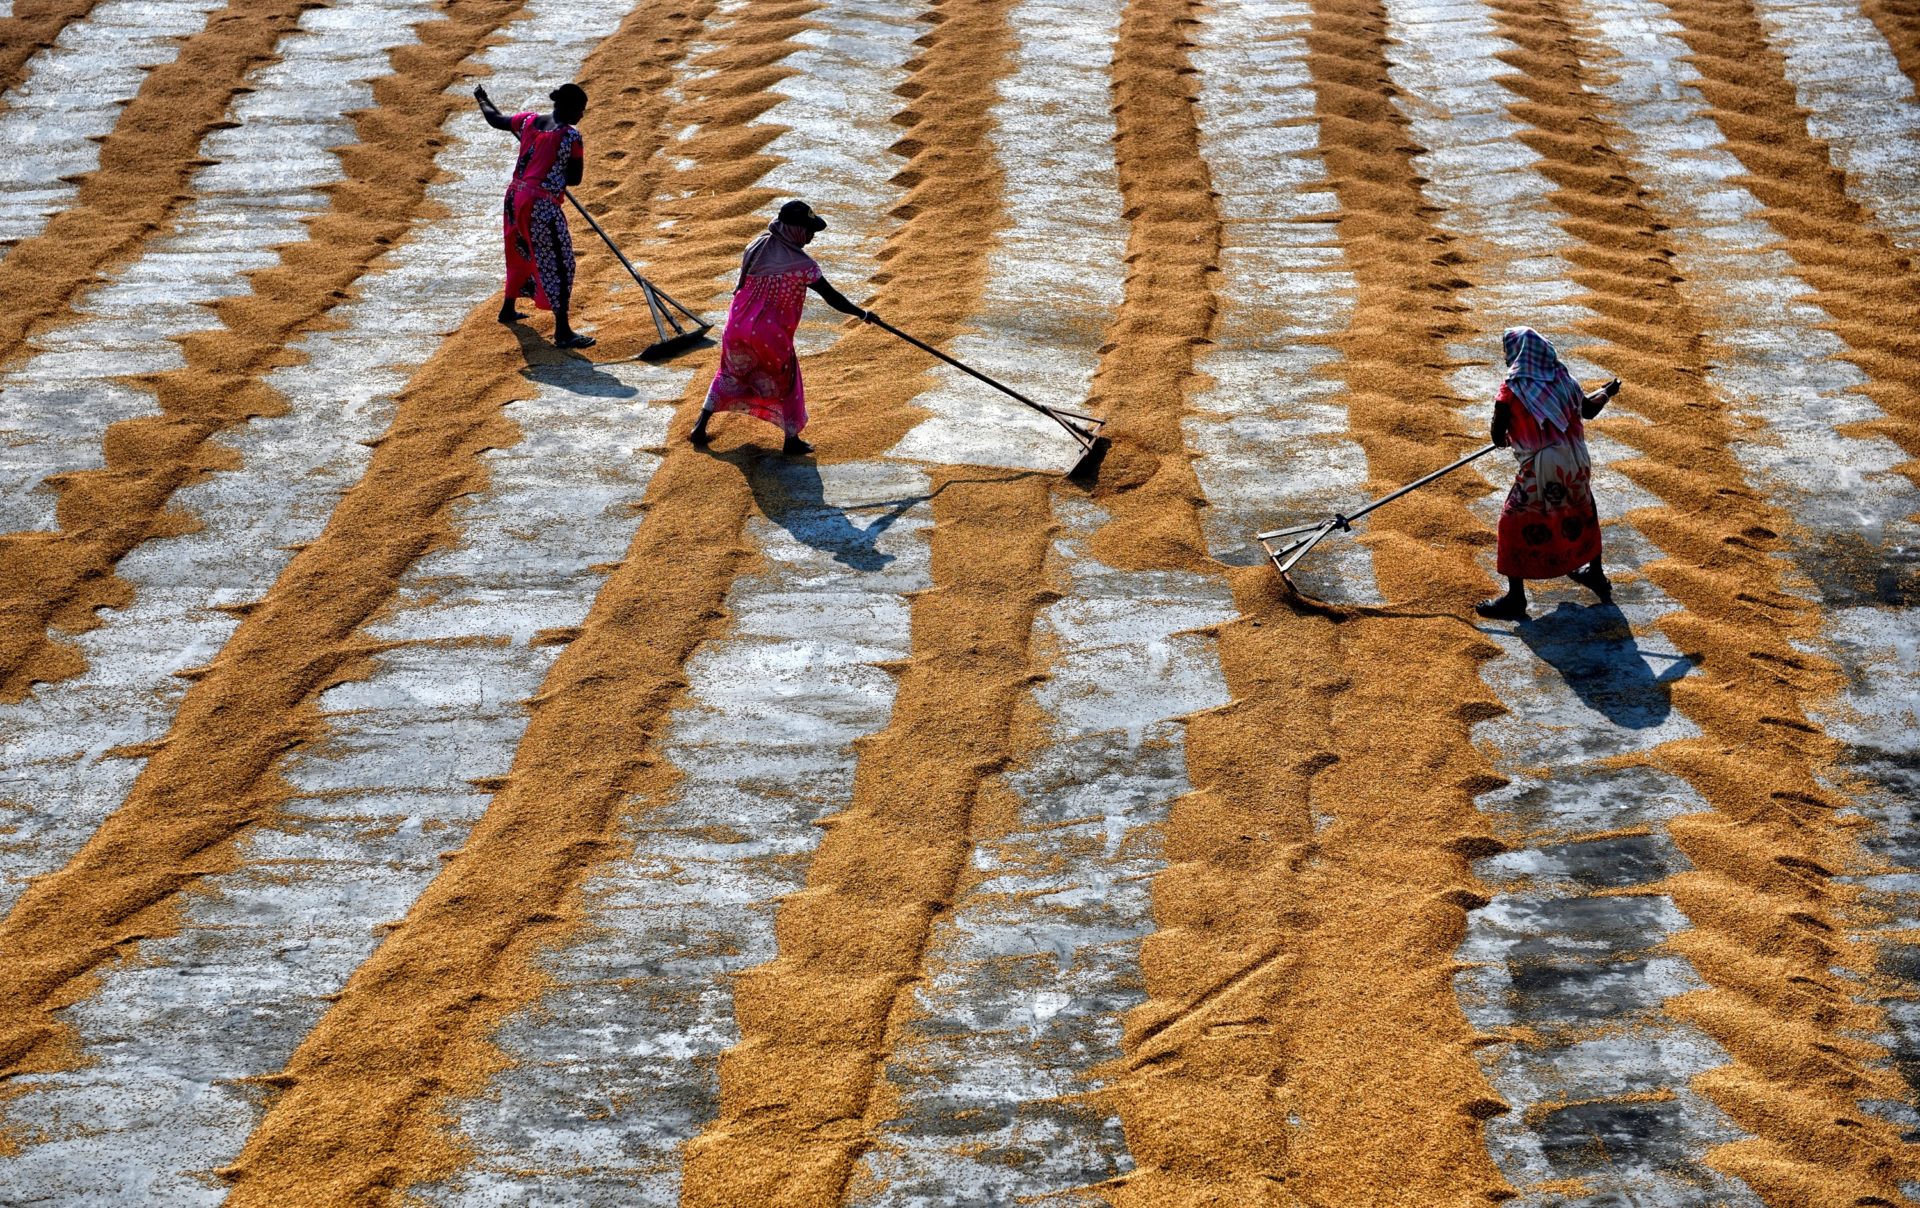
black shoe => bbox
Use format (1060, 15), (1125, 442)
(1475, 595), (1528, 621)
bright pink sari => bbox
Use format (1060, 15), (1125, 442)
(703, 266), (820, 435)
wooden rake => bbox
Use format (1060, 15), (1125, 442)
(1257, 443), (1497, 582)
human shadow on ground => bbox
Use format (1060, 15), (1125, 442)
(745, 456), (911, 571)
(716, 448), (1041, 572)
(509, 323), (639, 399)
(1515, 600), (1692, 730)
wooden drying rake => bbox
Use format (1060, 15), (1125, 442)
(1257, 443), (1497, 582)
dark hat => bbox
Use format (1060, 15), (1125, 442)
(779, 199), (827, 232)
(549, 82), (588, 111)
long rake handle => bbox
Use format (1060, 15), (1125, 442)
(1344, 442), (1498, 525)
(869, 317), (1100, 443)
(565, 190), (646, 293)
(1256, 443), (1498, 541)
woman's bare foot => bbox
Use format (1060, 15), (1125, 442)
(554, 332), (596, 349)
(782, 434), (813, 457)
(498, 306), (525, 323)
(689, 415), (712, 446)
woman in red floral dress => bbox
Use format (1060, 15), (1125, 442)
(1477, 327), (1620, 620)
(691, 200), (874, 456)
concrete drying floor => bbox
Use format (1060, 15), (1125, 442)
(0, 0), (1915, 1203)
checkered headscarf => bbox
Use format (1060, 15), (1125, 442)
(1502, 327), (1582, 432)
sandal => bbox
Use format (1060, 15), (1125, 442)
(555, 333), (597, 350)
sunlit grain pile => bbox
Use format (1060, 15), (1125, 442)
(0, 0), (1916, 1202)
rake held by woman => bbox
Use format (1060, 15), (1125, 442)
(691, 200), (874, 457)
(1476, 326), (1619, 621)
(476, 81), (594, 350)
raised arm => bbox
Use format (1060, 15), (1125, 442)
(808, 275), (875, 322)
(565, 128), (583, 187)
(473, 85), (514, 132)
(1580, 377), (1620, 419)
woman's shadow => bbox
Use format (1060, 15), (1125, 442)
(740, 456), (918, 571)
(1513, 600), (1693, 729)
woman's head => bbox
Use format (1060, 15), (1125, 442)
(549, 83), (587, 124)
(1503, 326), (1556, 370)
(777, 199), (826, 245)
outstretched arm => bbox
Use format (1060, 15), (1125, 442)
(1580, 377), (1620, 419)
(474, 85), (514, 132)
(809, 275), (876, 322)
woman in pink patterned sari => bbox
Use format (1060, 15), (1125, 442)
(475, 82), (594, 349)
(1477, 327), (1620, 620)
(691, 200), (875, 456)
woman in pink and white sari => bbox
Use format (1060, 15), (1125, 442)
(691, 200), (874, 456)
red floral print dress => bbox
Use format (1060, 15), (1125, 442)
(1494, 382), (1602, 579)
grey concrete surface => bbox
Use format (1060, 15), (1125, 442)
(1383, 1), (1765, 1201)
(1591, 0), (1920, 1151)
(418, 3), (921, 1201)
(1752, 0), (1920, 252)
(885, 0), (1129, 474)
(0, 0), (652, 1199)
(0, 0), (442, 921)
(0, 0), (226, 255)
(1189, 0), (1379, 604)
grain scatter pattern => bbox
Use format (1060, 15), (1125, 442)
(1749, 0), (1920, 251)
(1580, 0), (1920, 1194)
(0, 0), (444, 920)
(1186, 0), (1373, 596)
(851, 495), (1233, 1204)
(412, 4), (922, 1200)
(0, 0), (223, 255)
(883, 0), (1129, 473)
(0, 0), (319, 367)
(0, 2), (656, 1196)
(1378, 0), (1762, 1199)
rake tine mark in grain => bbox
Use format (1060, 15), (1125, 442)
(883, 1), (1122, 472)
(0, 0), (224, 256)
(216, 0), (1017, 1197)
(0, 0), (477, 916)
(0, 0), (534, 702)
(1644, 0), (1920, 473)
(1180, 0), (1373, 588)
(668, 4), (1067, 1203)
(0, 2), (657, 1191)
(1380, 0), (1766, 1199)
(841, 0), (1239, 1198)
(1563, 0), (1920, 1198)
(0, 0), (707, 1170)
(1747, 0), (1920, 252)
(0, 0), (319, 369)
(411, 4), (922, 1200)
(0, 0), (108, 102)
(1077, 0), (1516, 1198)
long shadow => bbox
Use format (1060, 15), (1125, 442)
(723, 452), (1043, 572)
(507, 322), (639, 398)
(741, 456), (918, 571)
(1515, 600), (1692, 730)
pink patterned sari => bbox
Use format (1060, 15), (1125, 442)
(702, 265), (820, 435)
